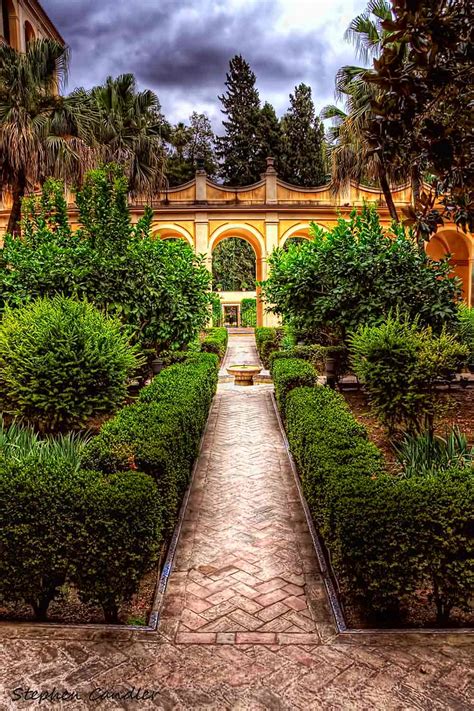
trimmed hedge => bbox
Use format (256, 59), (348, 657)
(283, 385), (474, 624)
(269, 344), (349, 378)
(271, 357), (318, 412)
(0, 459), (161, 623)
(255, 327), (283, 367)
(83, 353), (219, 534)
(201, 327), (228, 359)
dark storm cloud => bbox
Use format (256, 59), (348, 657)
(42, 0), (359, 126)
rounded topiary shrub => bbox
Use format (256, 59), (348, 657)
(0, 296), (141, 432)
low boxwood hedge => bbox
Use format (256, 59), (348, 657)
(0, 352), (219, 623)
(83, 352), (219, 534)
(271, 357), (318, 412)
(255, 327), (284, 367)
(0, 459), (161, 623)
(201, 327), (228, 359)
(283, 384), (474, 624)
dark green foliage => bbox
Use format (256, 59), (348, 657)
(0, 296), (140, 433)
(256, 102), (284, 174)
(280, 84), (327, 186)
(201, 328), (229, 359)
(262, 206), (462, 343)
(0, 458), (161, 623)
(0, 168), (211, 351)
(209, 292), (223, 327)
(283, 385), (474, 623)
(269, 344), (349, 378)
(216, 55), (263, 185)
(71, 469), (163, 623)
(349, 314), (468, 435)
(166, 112), (217, 186)
(212, 238), (256, 291)
(82, 354), (219, 534)
(241, 298), (257, 328)
(271, 357), (318, 412)
(365, 0), (473, 236)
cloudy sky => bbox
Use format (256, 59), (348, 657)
(42, 0), (368, 130)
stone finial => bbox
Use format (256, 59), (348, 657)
(265, 156), (277, 174)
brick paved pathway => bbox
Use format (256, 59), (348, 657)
(0, 332), (472, 709)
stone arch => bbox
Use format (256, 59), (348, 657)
(279, 222), (325, 247)
(1, 0), (20, 49)
(151, 223), (194, 248)
(426, 229), (472, 304)
(24, 19), (35, 45)
(209, 223), (265, 327)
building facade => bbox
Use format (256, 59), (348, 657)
(0, 159), (472, 326)
(0, 0), (63, 50)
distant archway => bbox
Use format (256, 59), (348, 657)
(280, 222), (325, 247)
(24, 19), (35, 45)
(152, 223), (194, 248)
(209, 224), (265, 326)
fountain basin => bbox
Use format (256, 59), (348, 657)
(226, 364), (262, 386)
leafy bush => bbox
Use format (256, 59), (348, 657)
(0, 458), (161, 622)
(0, 168), (211, 351)
(458, 304), (474, 369)
(262, 205), (462, 344)
(209, 292), (223, 327)
(0, 296), (141, 433)
(283, 385), (474, 624)
(271, 357), (318, 412)
(349, 314), (468, 435)
(201, 327), (228, 359)
(241, 298), (257, 328)
(83, 353), (218, 533)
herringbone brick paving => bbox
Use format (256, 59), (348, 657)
(0, 333), (472, 709)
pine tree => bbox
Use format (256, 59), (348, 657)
(281, 83), (327, 186)
(256, 102), (284, 174)
(216, 55), (262, 185)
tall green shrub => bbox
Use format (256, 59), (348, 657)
(0, 296), (140, 432)
(0, 167), (211, 351)
(458, 304), (474, 369)
(261, 205), (462, 343)
(349, 314), (468, 435)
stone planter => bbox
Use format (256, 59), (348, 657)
(226, 364), (262, 386)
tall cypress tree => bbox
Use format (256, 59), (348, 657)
(281, 83), (327, 186)
(256, 102), (284, 174)
(216, 55), (262, 185)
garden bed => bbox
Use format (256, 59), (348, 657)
(342, 388), (474, 469)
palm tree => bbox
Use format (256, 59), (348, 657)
(321, 0), (403, 221)
(0, 39), (97, 234)
(91, 74), (167, 199)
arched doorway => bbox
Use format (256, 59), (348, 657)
(152, 224), (194, 248)
(426, 229), (472, 305)
(209, 224), (265, 327)
(1, 0), (20, 49)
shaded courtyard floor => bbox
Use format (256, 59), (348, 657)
(0, 334), (473, 709)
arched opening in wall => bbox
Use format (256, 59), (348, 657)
(210, 226), (265, 327)
(24, 20), (35, 46)
(152, 225), (194, 249)
(426, 230), (472, 305)
(283, 236), (308, 250)
(1, 0), (19, 49)
(212, 237), (256, 292)
(212, 237), (256, 327)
